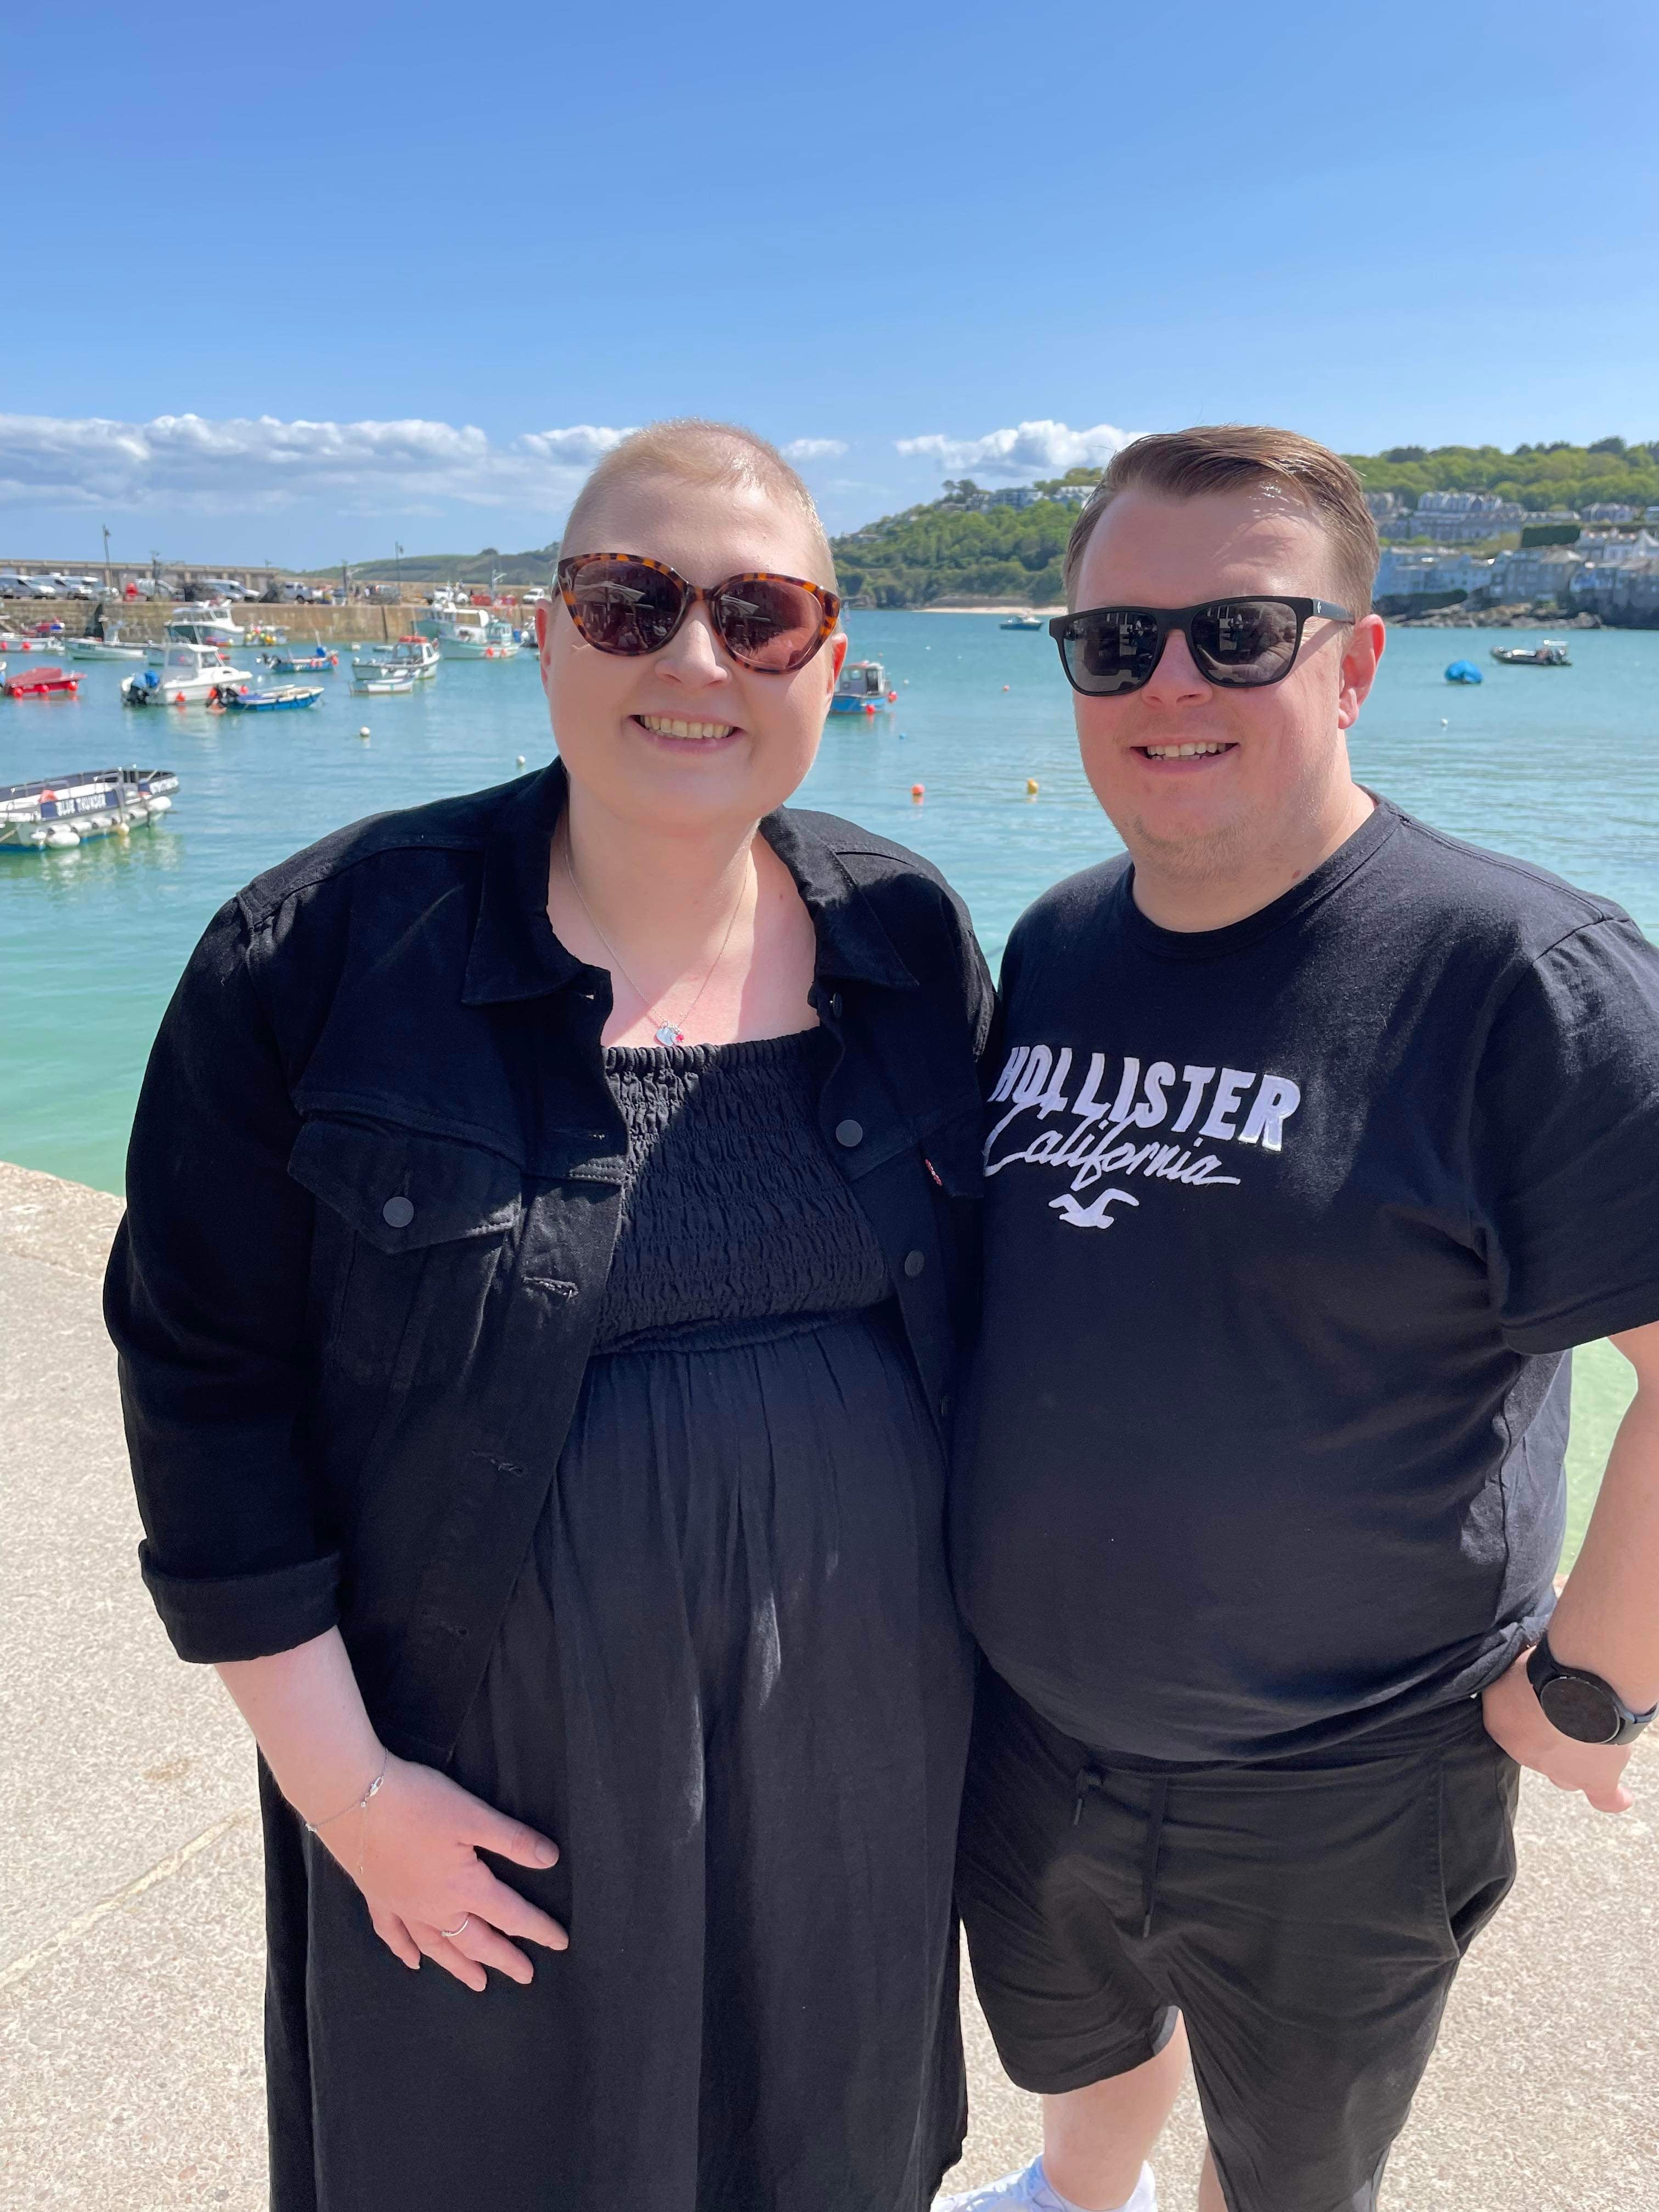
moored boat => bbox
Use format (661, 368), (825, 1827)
(166, 600), (244, 648)
(1491, 640), (1571, 667)
(351, 634), (439, 683)
(123, 642), (254, 704)
(0, 765), (179, 849)
(829, 659), (896, 715)
(0, 631), (63, 652)
(414, 606), (517, 658)
(266, 644), (340, 674)
(69, 605), (146, 661)
(1000, 612), (1044, 630)
(3, 662), (81, 697)
(209, 682), (323, 711)
(351, 667), (417, 696)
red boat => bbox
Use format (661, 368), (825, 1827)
(2, 662), (80, 697)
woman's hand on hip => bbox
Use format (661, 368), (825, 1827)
(318, 1752), (568, 1991)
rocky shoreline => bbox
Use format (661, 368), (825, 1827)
(1390, 600), (1602, 630)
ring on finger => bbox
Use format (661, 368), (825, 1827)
(438, 1914), (471, 1940)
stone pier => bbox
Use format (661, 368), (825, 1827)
(1, 1158), (1653, 2210)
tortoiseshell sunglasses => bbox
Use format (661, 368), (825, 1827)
(556, 553), (840, 674)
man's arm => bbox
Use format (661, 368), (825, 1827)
(1483, 1318), (1659, 1813)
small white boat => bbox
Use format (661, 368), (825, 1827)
(1491, 639), (1571, 667)
(0, 765), (179, 849)
(352, 634), (441, 682)
(1000, 612), (1045, 630)
(351, 667), (416, 695)
(414, 606), (518, 659)
(123, 641), (255, 705)
(68, 614), (146, 661)
(166, 599), (245, 648)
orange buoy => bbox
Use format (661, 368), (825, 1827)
(174, 692), (187, 706)
(910, 783), (925, 802)
(1002, 684), (1011, 692)
(864, 700), (876, 715)
(886, 689), (897, 702)
(1026, 777), (1040, 797)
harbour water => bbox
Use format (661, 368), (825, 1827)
(5, 612), (1657, 1194)
(2, 611), (1649, 1541)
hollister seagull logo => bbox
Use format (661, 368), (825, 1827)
(986, 1046), (1301, 1231)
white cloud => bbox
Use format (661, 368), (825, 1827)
(782, 437), (848, 461)
(896, 419), (1135, 480)
(0, 413), (636, 516)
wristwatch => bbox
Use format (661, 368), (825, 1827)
(1526, 1634), (1658, 1747)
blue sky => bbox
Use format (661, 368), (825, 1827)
(7, 0), (1656, 567)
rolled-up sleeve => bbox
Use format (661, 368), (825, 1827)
(104, 895), (339, 1661)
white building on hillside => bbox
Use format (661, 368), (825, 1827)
(1487, 545), (1585, 601)
(1373, 549), (1496, 601)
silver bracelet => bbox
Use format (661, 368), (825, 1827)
(303, 1752), (388, 1836)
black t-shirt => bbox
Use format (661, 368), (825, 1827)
(953, 798), (1659, 1764)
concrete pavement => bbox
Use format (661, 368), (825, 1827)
(1, 1157), (1654, 2210)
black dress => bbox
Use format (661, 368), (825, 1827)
(283, 1032), (974, 2212)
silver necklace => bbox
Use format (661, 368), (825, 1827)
(562, 834), (750, 1047)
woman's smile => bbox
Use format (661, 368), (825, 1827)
(631, 712), (742, 744)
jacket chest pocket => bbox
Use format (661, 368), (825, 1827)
(289, 1116), (525, 1394)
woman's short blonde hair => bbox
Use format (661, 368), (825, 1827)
(560, 419), (837, 589)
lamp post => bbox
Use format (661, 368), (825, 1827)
(102, 524), (111, 590)
(395, 541), (404, 601)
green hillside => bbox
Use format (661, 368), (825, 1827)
(832, 496), (1077, 608)
(832, 438), (1659, 607)
(1346, 436), (1659, 513)
(336, 440), (1659, 608)
(338, 544), (558, 586)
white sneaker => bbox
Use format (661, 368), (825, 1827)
(935, 2154), (1156, 2212)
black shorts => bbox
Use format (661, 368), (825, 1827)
(957, 1666), (1519, 2212)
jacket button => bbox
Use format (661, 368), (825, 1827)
(830, 991), (844, 1019)
(904, 1249), (926, 1278)
(835, 1119), (864, 1148)
(382, 1195), (415, 1229)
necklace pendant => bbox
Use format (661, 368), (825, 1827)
(654, 1022), (686, 1048)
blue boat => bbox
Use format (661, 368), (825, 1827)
(829, 659), (894, 715)
(265, 646), (339, 674)
(211, 682), (324, 712)
(1444, 659), (1483, 685)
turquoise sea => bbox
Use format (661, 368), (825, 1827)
(3, 612), (1648, 1541)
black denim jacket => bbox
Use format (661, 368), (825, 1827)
(106, 762), (991, 1765)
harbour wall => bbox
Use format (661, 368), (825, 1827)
(3, 601), (485, 647)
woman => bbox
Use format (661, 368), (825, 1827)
(108, 421), (991, 2212)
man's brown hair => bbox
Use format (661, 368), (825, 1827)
(1064, 425), (1379, 619)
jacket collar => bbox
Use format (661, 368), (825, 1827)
(462, 759), (917, 1007)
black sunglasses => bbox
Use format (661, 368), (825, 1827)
(556, 552), (840, 675)
(1049, 596), (1352, 696)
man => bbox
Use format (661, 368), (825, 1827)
(943, 426), (1659, 2212)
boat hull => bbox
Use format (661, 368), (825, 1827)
(0, 769), (179, 849)
(123, 663), (253, 705)
(218, 685), (324, 711)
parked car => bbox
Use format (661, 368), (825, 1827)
(16, 575), (61, 598)
(0, 573), (30, 597)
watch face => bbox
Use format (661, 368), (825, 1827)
(1538, 1674), (1620, 1744)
